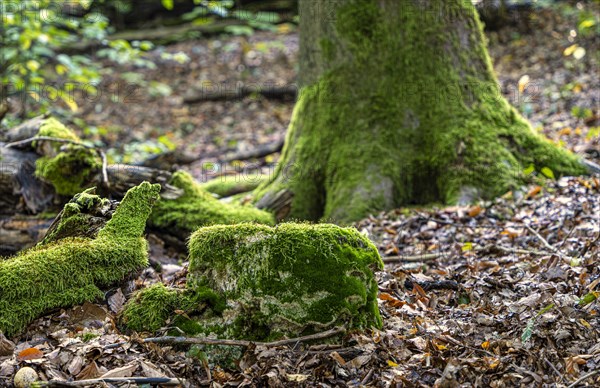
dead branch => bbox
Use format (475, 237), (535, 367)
(40, 376), (188, 387)
(107, 326), (345, 350)
(184, 85), (297, 104)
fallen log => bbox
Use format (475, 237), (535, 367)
(0, 216), (53, 257)
(139, 137), (284, 170)
(0, 116), (275, 253)
(183, 85), (297, 104)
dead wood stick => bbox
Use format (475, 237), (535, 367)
(143, 326), (345, 348)
(40, 377), (187, 387)
(107, 326), (345, 350)
(140, 137), (285, 170)
(567, 370), (600, 388)
(383, 243), (561, 264)
(383, 252), (448, 263)
(524, 224), (576, 264)
(184, 85), (297, 104)
(524, 224), (559, 253)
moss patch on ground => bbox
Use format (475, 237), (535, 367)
(121, 283), (224, 333)
(123, 223), (383, 340)
(149, 171), (275, 237)
(34, 118), (102, 196)
(0, 182), (160, 336)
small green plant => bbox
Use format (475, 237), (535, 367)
(521, 304), (554, 343)
(81, 332), (99, 342)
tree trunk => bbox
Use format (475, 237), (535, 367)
(254, 0), (587, 223)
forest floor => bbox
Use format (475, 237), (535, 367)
(1, 4), (599, 387)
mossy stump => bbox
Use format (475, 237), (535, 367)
(0, 182), (160, 337)
(123, 223), (383, 340)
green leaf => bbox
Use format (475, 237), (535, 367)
(578, 292), (599, 306)
(158, 135), (177, 151)
(521, 319), (534, 343)
(540, 167), (555, 180)
(523, 164), (535, 176)
(461, 242), (473, 252)
(162, 0), (174, 10)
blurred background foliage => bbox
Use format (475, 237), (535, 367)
(1, 0), (596, 163)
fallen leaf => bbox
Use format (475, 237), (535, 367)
(100, 363), (137, 378)
(17, 348), (43, 361)
(468, 205), (482, 217)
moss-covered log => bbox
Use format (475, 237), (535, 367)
(149, 171), (274, 240)
(1, 116), (274, 249)
(200, 174), (268, 198)
(0, 182), (160, 336)
(122, 223), (383, 340)
(254, 0), (588, 223)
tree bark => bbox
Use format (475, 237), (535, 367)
(254, 0), (588, 223)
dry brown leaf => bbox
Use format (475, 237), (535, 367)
(76, 361), (102, 380)
(16, 348), (43, 361)
(329, 351), (346, 366)
(468, 205), (482, 217)
(0, 333), (15, 357)
(100, 362), (137, 378)
(527, 185), (542, 198)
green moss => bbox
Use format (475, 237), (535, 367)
(38, 117), (81, 143)
(150, 171), (275, 236)
(34, 118), (101, 196)
(200, 174), (267, 198)
(38, 188), (111, 245)
(35, 147), (102, 196)
(0, 182), (160, 336)
(187, 223), (383, 339)
(122, 223), (382, 340)
(121, 283), (223, 333)
(254, 0), (586, 223)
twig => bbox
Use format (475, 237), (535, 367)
(40, 377), (187, 387)
(383, 252), (448, 263)
(107, 326), (345, 350)
(383, 244), (557, 264)
(4, 136), (110, 189)
(582, 158), (600, 174)
(567, 369), (600, 388)
(524, 224), (559, 253)
(489, 244), (555, 257)
(143, 326), (345, 348)
(543, 357), (565, 383)
(524, 224), (575, 264)
(361, 368), (374, 385)
(5, 136), (93, 149)
(579, 232), (600, 258)
(184, 85), (297, 104)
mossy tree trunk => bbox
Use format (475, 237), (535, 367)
(254, 0), (586, 223)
